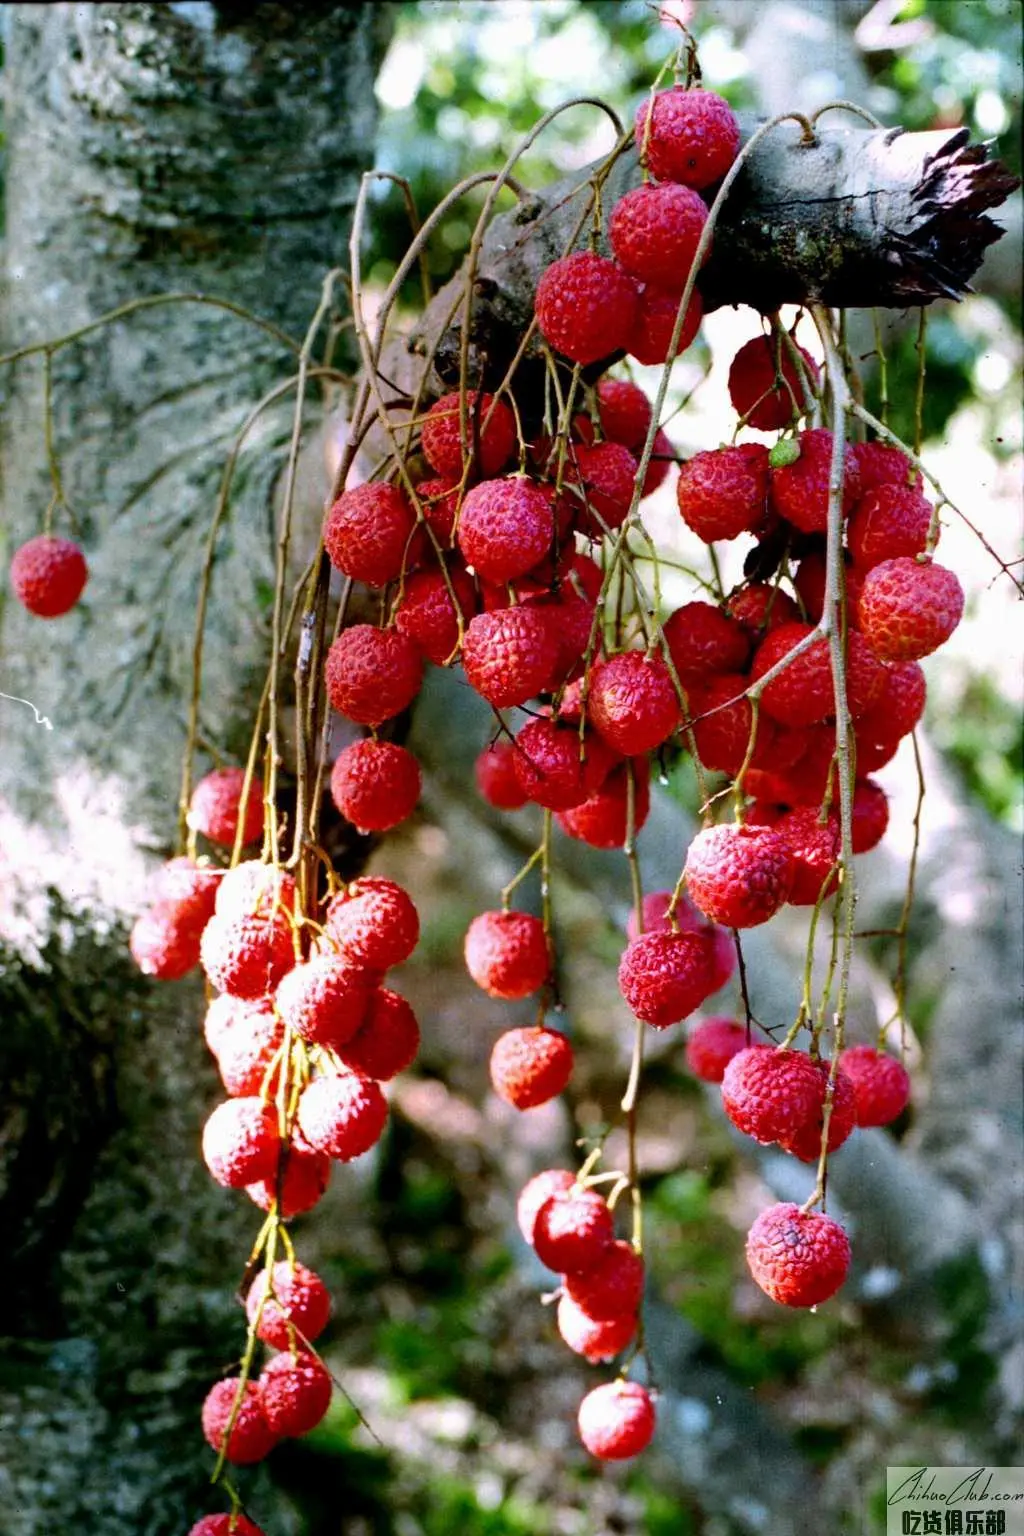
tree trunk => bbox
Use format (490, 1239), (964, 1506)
(0, 6), (390, 1532)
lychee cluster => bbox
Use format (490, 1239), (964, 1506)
(113, 56), (973, 1510)
(516, 1170), (654, 1459)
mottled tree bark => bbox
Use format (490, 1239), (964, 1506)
(0, 6), (390, 1532)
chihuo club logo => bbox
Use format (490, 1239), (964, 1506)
(886, 1468), (1024, 1536)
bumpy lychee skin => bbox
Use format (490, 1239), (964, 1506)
(684, 823), (795, 929)
(663, 600), (751, 686)
(618, 930), (715, 1028)
(517, 1168), (576, 1245)
(153, 855), (220, 920)
(557, 1293), (638, 1363)
(322, 482), (415, 587)
(720, 1046), (823, 1146)
(588, 651), (682, 755)
(564, 1238), (646, 1322)
(217, 1000), (286, 1098)
(338, 986), (420, 1081)
(512, 717), (616, 811)
(851, 778), (889, 854)
(846, 484), (933, 571)
(770, 428), (863, 535)
(215, 860), (296, 920)
(414, 476), (462, 546)
(675, 443), (769, 543)
(857, 658), (926, 744)
(395, 564), (476, 667)
(610, 182), (710, 288)
(776, 806), (841, 907)
(202, 1097), (281, 1189)
(297, 1070), (388, 1162)
(626, 891), (736, 994)
(246, 1143), (331, 1217)
(839, 1044), (911, 1127)
(275, 955), (372, 1049)
(420, 390), (516, 479)
(727, 334), (819, 430)
(687, 673), (765, 778)
(745, 1202), (851, 1307)
(628, 283), (703, 366)
(461, 606), (559, 709)
(532, 1188), (615, 1274)
(475, 739), (530, 810)
(200, 908), (294, 1000)
(854, 440), (920, 494)
(258, 1352), (332, 1438)
(490, 1025), (574, 1109)
(464, 910), (550, 1000)
(781, 1061), (857, 1163)
(130, 902), (204, 981)
(457, 475), (554, 583)
(188, 1516), (265, 1536)
(10, 534), (88, 617)
(725, 583), (801, 640)
(566, 440), (639, 536)
(189, 767), (264, 848)
(324, 877), (420, 973)
(792, 551), (864, 627)
(858, 557), (964, 663)
(750, 622), (833, 728)
(324, 624), (423, 727)
(201, 1378), (277, 1465)
(534, 251), (639, 366)
(330, 739), (421, 835)
(636, 84), (740, 188)
(591, 378), (653, 449)
(685, 1017), (748, 1083)
(556, 758), (650, 849)
(577, 1379), (656, 1461)
(204, 993), (247, 1058)
(246, 1260), (332, 1350)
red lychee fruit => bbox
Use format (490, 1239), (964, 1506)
(490, 1025), (574, 1109)
(338, 986), (420, 1081)
(684, 823), (795, 928)
(745, 1202), (851, 1307)
(857, 557), (964, 663)
(322, 482), (416, 587)
(10, 534), (88, 617)
(557, 1293), (638, 1363)
(201, 1378), (277, 1465)
(610, 182), (710, 288)
(296, 1070), (388, 1162)
(727, 333), (819, 430)
(838, 1044), (911, 1126)
(627, 283), (704, 366)
(189, 767), (264, 848)
(618, 930), (715, 1027)
(201, 1097), (281, 1189)
(684, 1016), (748, 1083)
(588, 650), (682, 755)
(461, 605), (559, 709)
(258, 1351), (332, 1438)
(577, 1379), (656, 1460)
(324, 876), (419, 972)
(420, 389), (516, 479)
(464, 910), (550, 1000)
(534, 252), (639, 366)
(635, 84), (740, 188)
(246, 1259), (332, 1350)
(324, 625), (423, 727)
(329, 738), (421, 834)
